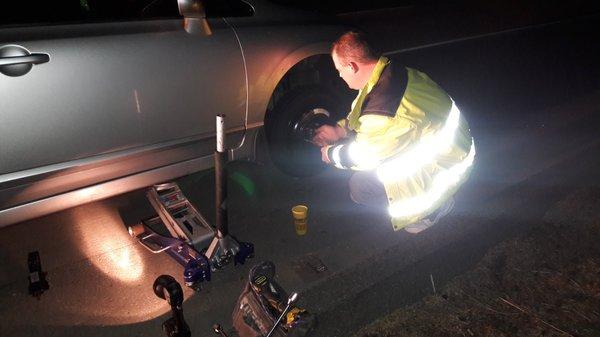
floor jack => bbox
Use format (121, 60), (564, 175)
(129, 115), (254, 289)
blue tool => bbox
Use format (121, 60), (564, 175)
(128, 220), (211, 290)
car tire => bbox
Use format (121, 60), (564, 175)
(266, 85), (346, 177)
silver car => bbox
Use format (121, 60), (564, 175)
(0, 0), (352, 227)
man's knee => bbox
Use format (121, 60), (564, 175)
(348, 177), (371, 205)
(349, 172), (387, 207)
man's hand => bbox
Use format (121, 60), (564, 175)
(312, 125), (346, 147)
(320, 146), (331, 164)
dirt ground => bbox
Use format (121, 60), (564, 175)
(353, 187), (600, 337)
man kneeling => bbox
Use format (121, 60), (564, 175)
(313, 31), (475, 233)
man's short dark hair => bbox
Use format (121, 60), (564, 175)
(332, 31), (380, 64)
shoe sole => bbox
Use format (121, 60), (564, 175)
(404, 197), (455, 234)
(432, 197), (455, 224)
(404, 219), (433, 234)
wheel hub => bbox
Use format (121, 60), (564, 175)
(291, 108), (335, 143)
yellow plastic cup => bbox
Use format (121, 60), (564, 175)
(291, 205), (308, 220)
(291, 205), (308, 235)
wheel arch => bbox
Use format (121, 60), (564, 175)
(244, 40), (353, 176)
(262, 43), (349, 131)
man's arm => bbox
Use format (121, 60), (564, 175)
(321, 114), (416, 170)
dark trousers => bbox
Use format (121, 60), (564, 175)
(348, 170), (388, 209)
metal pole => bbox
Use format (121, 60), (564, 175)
(215, 114), (228, 238)
(205, 114), (253, 268)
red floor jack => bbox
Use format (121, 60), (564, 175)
(129, 115), (254, 289)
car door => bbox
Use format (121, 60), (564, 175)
(0, 0), (248, 212)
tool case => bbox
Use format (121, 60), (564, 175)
(232, 261), (316, 337)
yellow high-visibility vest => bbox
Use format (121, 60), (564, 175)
(328, 57), (475, 230)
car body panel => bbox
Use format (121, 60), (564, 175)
(0, 0), (348, 227)
(0, 19), (245, 175)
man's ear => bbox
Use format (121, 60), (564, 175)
(349, 61), (359, 73)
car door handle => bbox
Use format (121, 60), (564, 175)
(0, 53), (49, 66)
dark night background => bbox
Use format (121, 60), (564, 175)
(1, 1), (599, 336)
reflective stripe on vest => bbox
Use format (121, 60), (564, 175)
(376, 99), (461, 182)
(387, 138), (475, 218)
(338, 99), (462, 174)
(328, 98), (475, 219)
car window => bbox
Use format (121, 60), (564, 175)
(268, 0), (423, 14)
(205, 0), (254, 18)
(0, 0), (178, 27)
(1, 0), (252, 27)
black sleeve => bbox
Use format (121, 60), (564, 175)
(360, 62), (408, 118)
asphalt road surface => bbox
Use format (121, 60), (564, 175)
(0, 12), (598, 337)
